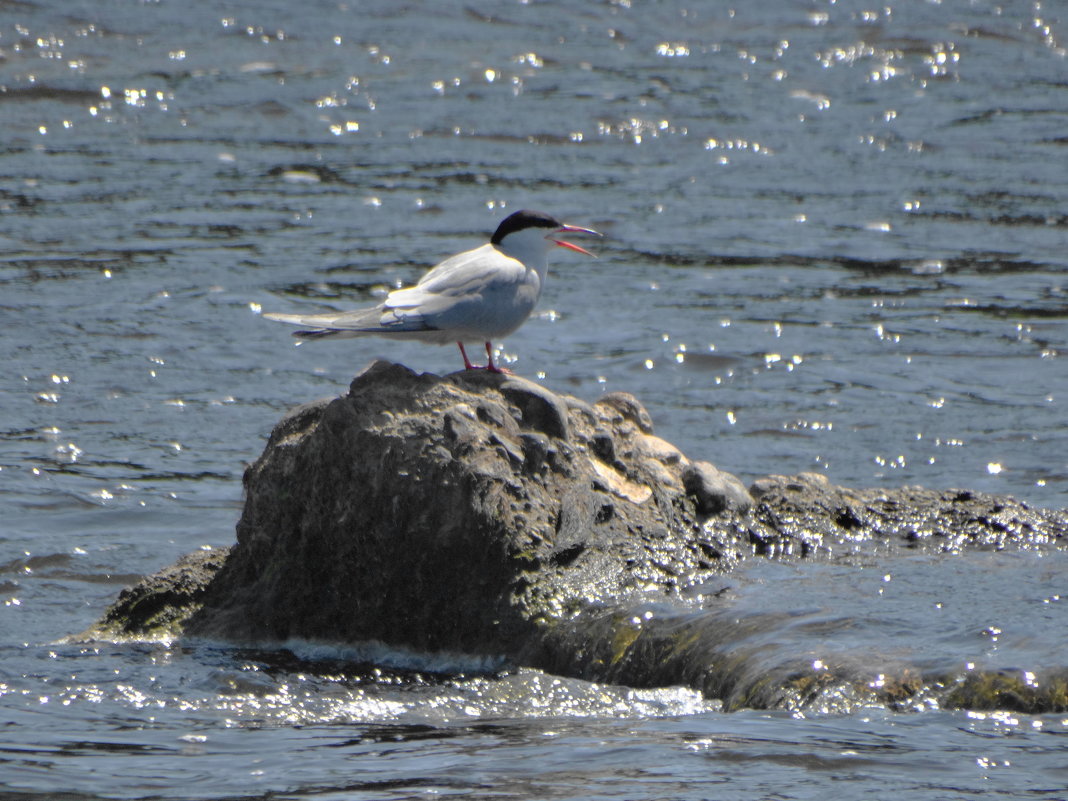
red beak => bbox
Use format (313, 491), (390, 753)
(549, 223), (601, 257)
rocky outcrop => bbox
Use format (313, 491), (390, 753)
(719, 471), (1064, 557)
(88, 547), (230, 640)
(82, 360), (1068, 712)
(183, 360), (753, 653)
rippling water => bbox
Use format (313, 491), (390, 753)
(2, 1), (1067, 798)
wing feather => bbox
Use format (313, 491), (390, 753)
(263, 242), (533, 343)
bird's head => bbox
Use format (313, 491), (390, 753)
(491, 210), (601, 259)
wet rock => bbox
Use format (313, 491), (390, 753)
(736, 472), (1067, 556)
(78, 548), (229, 640)
(84, 360), (1068, 713)
(942, 668), (1068, 714)
(527, 603), (1068, 715)
(178, 360), (729, 653)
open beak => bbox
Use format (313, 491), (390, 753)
(548, 223), (602, 257)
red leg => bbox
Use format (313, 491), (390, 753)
(457, 341), (477, 370)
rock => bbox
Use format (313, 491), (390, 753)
(178, 360), (730, 654)
(636, 433), (686, 467)
(734, 473), (1066, 557)
(83, 361), (1068, 712)
(499, 376), (571, 440)
(595, 392), (654, 434)
(76, 547), (229, 641)
(683, 461), (753, 515)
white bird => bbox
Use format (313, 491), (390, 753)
(264, 209), (601, 373)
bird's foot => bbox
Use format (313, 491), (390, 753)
(457, 341), (513, 374)
(482, 342), (513, 374)
(460, 362), (512, 374)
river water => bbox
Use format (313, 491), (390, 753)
(2, 1), (1067, 798)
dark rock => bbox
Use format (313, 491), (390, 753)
(180, 360), (725, 654)
(83, 361), (1068, 713)
(683, 460), (753, 515)
(735, 472), (1066, 556)
(499, 377), (571, 440)
(943, 668), (1068, 714)
(77, 547), (229, 640)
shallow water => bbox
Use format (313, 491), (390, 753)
(4, 612), (1068, 800)
(2, 0), (1067, 798)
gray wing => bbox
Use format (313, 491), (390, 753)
(383, 244), (524, 328)
(263, 244), (523, 339)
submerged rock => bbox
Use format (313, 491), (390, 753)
(83, 360), (1068, 713)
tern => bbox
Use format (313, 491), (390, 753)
(264, 209), (601, 373)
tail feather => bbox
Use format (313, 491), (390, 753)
(264, 306), (435, 338)
(263, 310), (380, 328)
(263, 308), (383, 338)
(293, 328), (348, 340)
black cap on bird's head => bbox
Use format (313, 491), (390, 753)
(491, 209), (601, 256)
(491, 210), (560, 243)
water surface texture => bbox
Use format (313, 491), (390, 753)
(2, 1), (1067, 799)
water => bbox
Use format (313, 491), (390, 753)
(2, 0), (1067, 798)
